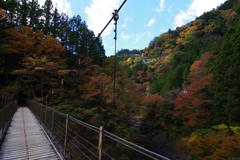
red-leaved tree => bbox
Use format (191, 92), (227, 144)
(173, 52), (213, 128)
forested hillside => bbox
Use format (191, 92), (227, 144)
(1, 0), (240, 159)
(0, 0), (143, 142)
(117, 0), (240, 159)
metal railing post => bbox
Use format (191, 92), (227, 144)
(98, 126), (104, 160)
(40, 104), (43, 122)
(45, 107), (46, 124)
(64, 114), (69, 158)
(51, 109), (55, 134)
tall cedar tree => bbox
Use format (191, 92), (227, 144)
(208, 8), (240, 126)
(42, 0), (53, 34)
(0, 8), (15, 84)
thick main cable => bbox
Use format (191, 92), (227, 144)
(38, 0), (127, 102)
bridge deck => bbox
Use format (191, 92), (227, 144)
(0, 107), (62, 160)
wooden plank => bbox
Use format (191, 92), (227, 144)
(0, 107), (62, 160)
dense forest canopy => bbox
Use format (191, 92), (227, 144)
(1, 0), (240, 159)
(0, 0), (143, 143)
(116, 0), (240, 159)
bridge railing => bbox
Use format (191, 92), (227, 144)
(28, 100), (170, 160)
(0, 101), (17, 145)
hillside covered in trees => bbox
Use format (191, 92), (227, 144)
(0, 0), (146, 145)
(117, 0), (240, 159)
(1, 0), (240, 159)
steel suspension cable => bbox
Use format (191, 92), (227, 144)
(112, 10), (119, 129)
(35, 0), (127, 103)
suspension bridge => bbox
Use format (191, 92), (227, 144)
(0, 100), (170, 160)
(0, 0), (171, 159)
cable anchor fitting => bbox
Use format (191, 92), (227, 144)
(113, 10), (119, 23)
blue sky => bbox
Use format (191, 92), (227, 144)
(39, 0), (227, 56)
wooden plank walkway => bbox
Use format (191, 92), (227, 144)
(0, 107), (62, 160)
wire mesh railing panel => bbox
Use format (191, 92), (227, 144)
(102, 131), (170, 160)
(28, 101), (66, 157)
(27, 100), (170, 160)
(66, 117), (100, 160)
(0, 101), (17, 145)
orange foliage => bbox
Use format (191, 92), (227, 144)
(0, 8), (11, 22)
(137, 70), (144, 77)
(162, 48), (172, 55)
(5, 26), (66, 71)
(143, 93), (164, 119)
(83, 74), (111, 102)
(194, 23), (204, 30)
(143, 52), (149, 56)
(189, 131), (240, 159)
(174, 75), (212, 126)
(144, 93), (164, 109)
(157, 65), (171, 74)
(172, 44), (181, 51)
(3, 26), (67, 96)
(144, 71), (153, 81)
(190, 52), (212, 73)
(173, 52), (213, 127)
(124, 60), (133, 66)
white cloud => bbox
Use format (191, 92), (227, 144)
(121, 23), (127, 27)
(168, 6), (173, 12)
(146, 18), (156, 27)
(38, 0), (73, 17)
(84, 0), (123, 38)
(174, 0), (227, 27)
(136, 37), (139, 42)
(135, 32), (152, 43)
(124, 17), (134, 22)
(156, 0), (165, 12)
(121, 33), (130, 40)
(160, 28), (167, 33)
(121, 16), (134, 28)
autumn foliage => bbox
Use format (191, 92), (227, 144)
(189, 131), (240, 160)
(173, 52), (213, 128)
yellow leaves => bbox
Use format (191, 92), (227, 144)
(178, 25), (198, 42)
(57, 69), (71, 76)
(176, 37), (183, 44)
(126, 57), (132, 61)
(162, 49), (172, 55)
(204, 20), (222, 33)
(230, 126), (240, 134)
(176, 25), (200, 44)
(106, 99), (112, 104)
(212, 124), (240, 134)
(187, 132), (198, 142)
(163, 54), (172, 64)
(213, 124), (229, 131)
(158, 33), (174, 43)
(34, 67), (44, 70)
(148, 59), (157, 65)
(220, 8), (236, 25)
(75, 107), (98, 115)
